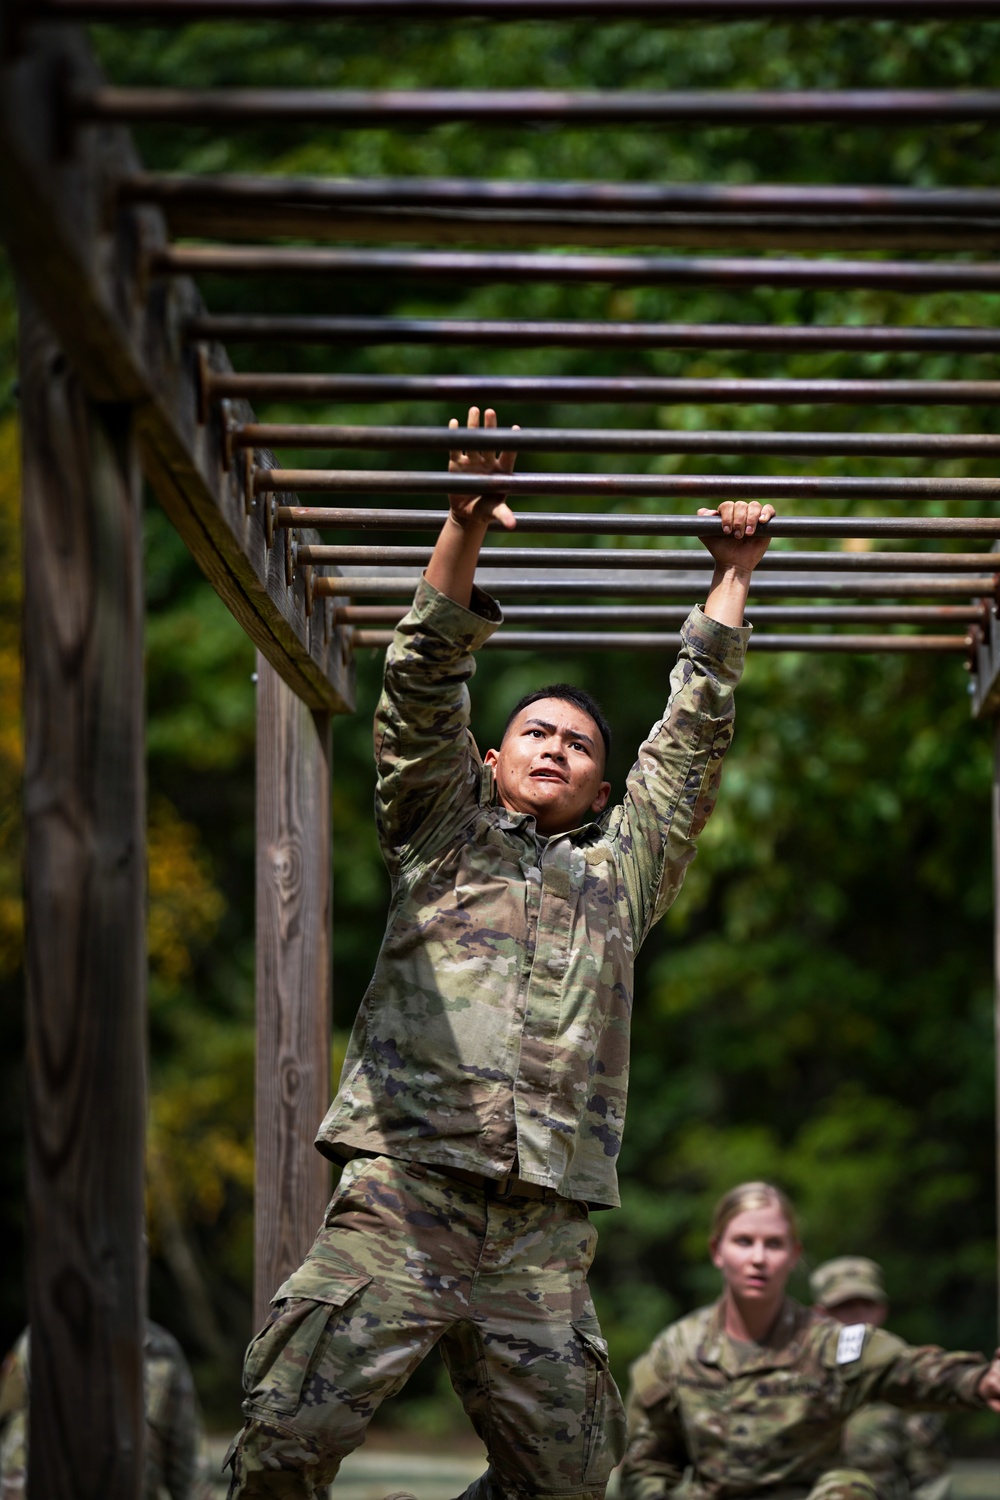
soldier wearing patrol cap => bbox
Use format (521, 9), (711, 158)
(618, 1182), (1000, 1500)
(810, 1258), (951, 1500)
(224, 414), (777, 1500)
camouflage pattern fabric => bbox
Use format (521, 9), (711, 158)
(0, 1324), (215, 1500)
(840, 1404), (950, 1500)
(317, 579), (750, 1210)
(618, 1298), (988, 1500)
(805, 1471), (880, 1500)
(225, 1154), (627, 1499)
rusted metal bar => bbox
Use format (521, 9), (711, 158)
(336, 602), (988, 624)
(205, 372), (1000, 407)
(227, 422), (1000, 458)
(350, 628), (971, 652)
(298, 544), (1000, 574)
(157, 206), (1000, 252)
(124, 173), (1000, 222)
(156, 245), (1000, 293)
(71, 88), (1000, 128)
(262, 469), (1000, 502)
(196, 315), (1000, 352)
(317, 573), (993, 598)
(35, 1), (1000, 21)
(275, 507), (1000, 539)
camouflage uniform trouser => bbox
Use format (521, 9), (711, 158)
(225, 1155), (627, 1500)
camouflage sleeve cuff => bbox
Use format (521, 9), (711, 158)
(407, 575), (503, 650)
(955, 1362), (992, 1407)
(683, 604), (752, 682)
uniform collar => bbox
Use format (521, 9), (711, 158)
(699, 1297), (810, 1375)
(479, 763), (606, 841)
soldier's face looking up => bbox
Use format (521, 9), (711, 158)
(710, 1204), (801, 1312)
(484, 696), (611, 837)
(825, 1297), (888, 1329)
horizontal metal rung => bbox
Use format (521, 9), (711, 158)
(277, 508), (1000, 538)
(162, 208), (1000, 252)
(72, 88), (1000, 127)
(350, 628), (971, 652)
(34, 0), (1000, 21)
(197, 317), (1000, 352)
(125, 173), (1000, 221)
(228, 423), (1000, 457)
(207, 373), (1000, 406)
(336, 603), (987, 623)
(315, 575), (992, 598)
(263, 470), (1000, 501)
(298, 545), (1000, 574)
(157, 246), (1000, 293)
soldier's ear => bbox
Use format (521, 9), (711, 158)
(590, 781), (611, 813)
(484, 747), (500, 768)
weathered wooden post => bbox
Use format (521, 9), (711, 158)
(254, 654), (332, 1327)
(994, 722), (1000, 1336)
(20, 293), (146, 1500)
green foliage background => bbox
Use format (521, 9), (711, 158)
(0, 10), (998, 1447)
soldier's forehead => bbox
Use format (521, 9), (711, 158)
(508, 698), (600, 737)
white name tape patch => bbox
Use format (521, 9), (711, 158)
(836, 1324), (866, 1365)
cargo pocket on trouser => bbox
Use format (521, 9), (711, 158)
(573, 1320), (627, 1487)
(242, 1261), (373, 1422)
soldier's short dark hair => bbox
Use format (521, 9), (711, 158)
(503, 684), (612, 770)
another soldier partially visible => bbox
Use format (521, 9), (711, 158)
(618, 1182), (1000, 1500)
(0, 1322), (215, 1500)
(811, 1257), (951, 1500)
(224, 412), (777, 1500)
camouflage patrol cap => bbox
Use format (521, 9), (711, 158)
(810, 1256), (887, 1309)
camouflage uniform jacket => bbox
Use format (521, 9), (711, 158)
(316, 578), (749, 1208)
(839, 1402), (950, 1500)
(620, 1297), (988, 1500)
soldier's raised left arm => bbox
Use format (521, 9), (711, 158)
(611, 501), (773, 942)
(836, 1325), (999, 1418)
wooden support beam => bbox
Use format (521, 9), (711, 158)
(21, 293), (146, 1500)
(994, 725), (1000, 1333)
(0, 22), (353, 715)
(254, 655), (332, 1328)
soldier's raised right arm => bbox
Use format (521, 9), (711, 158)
(374, 406), (516, 863)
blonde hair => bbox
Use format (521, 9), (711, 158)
(709, 1181), (800, 1248)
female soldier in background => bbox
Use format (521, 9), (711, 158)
(618, 1182), (1000, 1500)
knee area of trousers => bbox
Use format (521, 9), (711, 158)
(808, 1468), (881, 1500)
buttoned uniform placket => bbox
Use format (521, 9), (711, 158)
(511, 824), (589, 1188)
(691, 1314), (838, 1495)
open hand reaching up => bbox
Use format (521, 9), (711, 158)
(448, 406), (520, 532)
